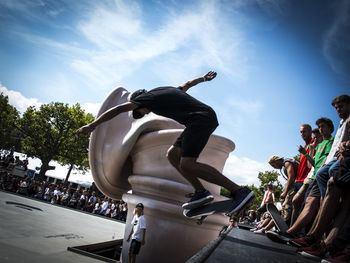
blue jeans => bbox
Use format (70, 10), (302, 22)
(315, 158), (340, 198)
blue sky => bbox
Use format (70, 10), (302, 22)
(1, 0), (349, 186)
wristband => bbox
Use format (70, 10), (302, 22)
(203, 76), (207, 82)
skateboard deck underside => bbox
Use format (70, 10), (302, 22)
(266, 203), (288, 233)
(184, 200), (235, 218)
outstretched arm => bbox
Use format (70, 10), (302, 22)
(77, 101), (138, 135)
(180, 71), (217, 92)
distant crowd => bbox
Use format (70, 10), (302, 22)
(0, 150), (127, 222)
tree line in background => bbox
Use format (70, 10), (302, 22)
(0, 92), (94, 182)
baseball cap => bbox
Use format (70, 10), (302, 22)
(136, 203), (144, 210)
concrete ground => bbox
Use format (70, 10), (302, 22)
(0, 191), (125, 263)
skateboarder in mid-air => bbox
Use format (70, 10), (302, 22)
(77, 71), (255, 212)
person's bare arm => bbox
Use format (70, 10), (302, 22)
(180, 71), (217, 92)
(298, 145), (315, 167)
(280, 162), (296, 200)
(77, 102), (138, 135)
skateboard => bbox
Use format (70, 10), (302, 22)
(266, 203), (288, 233)
(184, 195), (255, 225)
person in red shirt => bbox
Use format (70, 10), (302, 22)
(290, 124), (314, 225)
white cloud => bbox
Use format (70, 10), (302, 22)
(1, 83), (100, 116)
(69, 0), (250, 88)
(322, 0), (350, 78)
(223, 154), (272, 186)
(81, 102), (101, 116)
(0, 84), (42, 113)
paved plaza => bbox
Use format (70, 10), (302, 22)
(0, 191), (125, 263)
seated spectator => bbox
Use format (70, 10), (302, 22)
(68, 192), (78, 208)
(256, 184), (275, 220)
(17, 178), (28, 195)
(120, 201), (128, 221)
(99, 197), (109, 215)
(34, 182), (44, 199)
(60, 188), (71, 206)
(86, 191), (97, 212)
(78, 190), (87, 210)
(43, 185), (53, 201)
(93, 198), (102, 214)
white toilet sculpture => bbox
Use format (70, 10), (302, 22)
(89, 87), (235, 263)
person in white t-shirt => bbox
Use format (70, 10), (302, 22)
(127, 203), (146, 263)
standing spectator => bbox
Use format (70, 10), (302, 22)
(259, 155), (298, 233)
(316, 94), (350, 199)
(291, 124), (314, 225)
(266, 118), (335, 243)
(127, 203), (147, 263)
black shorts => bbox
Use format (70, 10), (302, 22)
(173, 117), (218, 158)
(306, 180), (321, 198)
(129, 239), (141, 255)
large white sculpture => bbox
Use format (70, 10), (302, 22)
(89, 88), (235, 262)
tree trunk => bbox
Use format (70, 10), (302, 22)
(65, 164), (74, 183)
(38, 160), (55, 181)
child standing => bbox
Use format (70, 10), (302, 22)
(127, 203), (146, 263)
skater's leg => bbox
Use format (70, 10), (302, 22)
(179, 157), (240, 192)
(167, 146), (205, 190)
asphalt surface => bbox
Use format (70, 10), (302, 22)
(0, 191), (125, 263)
(205, 227), (319, 263)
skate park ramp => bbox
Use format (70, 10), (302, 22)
(187, 227), (319, 263)
(0, 191), (125, 263)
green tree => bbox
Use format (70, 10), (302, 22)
(257, 170), (283, 199)
(0, 93), (20, 150)
(19, 102), (94, 179)
(57, 106), (94, 182)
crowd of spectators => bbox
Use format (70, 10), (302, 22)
(247, 94), (350, 263)
(0, 151), (127, 222)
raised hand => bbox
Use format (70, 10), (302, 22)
(204, 71), (217, 81)
(298, 145), (307, 155)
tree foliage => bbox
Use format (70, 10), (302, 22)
(0, 93), (20, 150)
(18, 102), (94, 179)
(221, 169), (283, 211)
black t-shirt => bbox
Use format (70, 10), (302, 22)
(130, 86), (218, 125)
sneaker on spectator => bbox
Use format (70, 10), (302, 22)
(266, 231), (294, 244)
(321, 249), (350, 263)
(229, 187), (255, 214)
(289, 235), (316, 248)
(321, 248), (350, 263)
(254, 228), (265, 234)
(182, 190), (214, 210)
(299, 242), (329, 260)
(250, 227), (259, 232)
